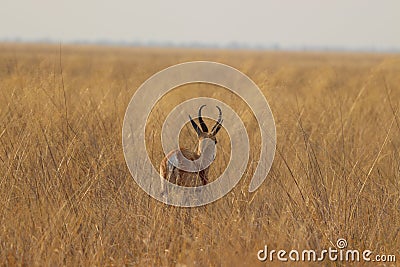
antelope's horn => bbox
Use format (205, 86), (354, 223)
(198, 105), (208, 132)
(211, 106), (223, 135)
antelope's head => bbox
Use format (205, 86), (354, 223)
(189, 105), (223, 158)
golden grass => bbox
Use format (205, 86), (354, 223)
(0, 43), (399, 266)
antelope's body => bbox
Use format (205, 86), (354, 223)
(159, 105), (223, 194)
(160, 148), (208, 188)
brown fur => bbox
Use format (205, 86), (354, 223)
(159, 137), (212, 189)
(159, 106), (222, 194)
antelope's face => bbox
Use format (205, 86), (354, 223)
(198, 133), (218, 160)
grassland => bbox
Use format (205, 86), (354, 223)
(0, 43), (399, 266)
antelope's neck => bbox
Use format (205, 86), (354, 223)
(198, 139), (216, 160)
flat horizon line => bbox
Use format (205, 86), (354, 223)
(1, 38), (399, 54)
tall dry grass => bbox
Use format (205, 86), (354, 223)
(0, 43), (399, 266)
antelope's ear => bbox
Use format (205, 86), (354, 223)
(211, 119), (223, 136)
(189, 115), (202, 136)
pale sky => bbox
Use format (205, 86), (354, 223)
(0, 0), (399, 50)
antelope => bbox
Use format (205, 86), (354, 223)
(159, 105), (223, 194)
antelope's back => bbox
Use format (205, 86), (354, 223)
(160, 149), (205, 187)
